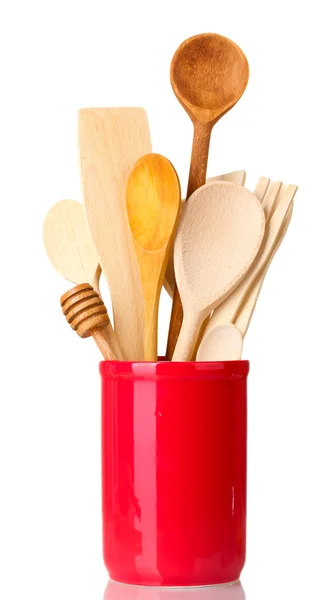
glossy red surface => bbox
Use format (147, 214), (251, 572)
(101, 360), (249, 586)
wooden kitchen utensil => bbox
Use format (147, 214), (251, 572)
(78, 108), (151, 361)
(166, 33), (249, 358)
(126, 153), (181, 361)
(61, 283), (117, 360)
(204, 184), (297, 335)
(43, 199), (101, 289)
(196, 323), (243, 361)
(43, 199), (122, 359)
(172, 181), (265, 361)
(235, 199), (294, 337)
(254, 176), (270, 202)
(164, 169), (246, 298)
(262, 181), (282, 223)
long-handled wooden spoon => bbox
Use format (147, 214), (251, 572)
(126, 154), (181, 360)
(61, 284), (117, 360)
(164, 169), (246, 299)
(191, 175), (281, 358)
(43, 199), (122, 359)
(204, 184), (297, 335)
(78, 108), (151, 360)
(166, 33), (249, 358)
(172, 181), (265, 361)
(197, 323), (243, 362)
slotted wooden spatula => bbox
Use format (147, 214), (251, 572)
(235, 196), (294, 337)
(78, 108), (151, 360)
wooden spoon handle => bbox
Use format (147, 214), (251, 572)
(166, 289), (183, 360)
(166, 121), (212, 360)
(187, 122), (212, 197)
(172, 313), (202, 362)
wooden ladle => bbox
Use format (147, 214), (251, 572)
(166, 33), (249, 358)
(126, 153), (180, 361)
(172, 181), (265, 361)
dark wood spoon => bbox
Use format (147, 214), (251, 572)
(166, 33), (249, 359)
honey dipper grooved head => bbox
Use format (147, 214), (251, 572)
(60, 283), (110, 338)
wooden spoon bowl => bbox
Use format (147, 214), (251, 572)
(171, 33), (249, 126)
(126, 153), (180, 360)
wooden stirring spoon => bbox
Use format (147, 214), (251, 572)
(126, 154), (180, 361)
(166, 33), (249, 359)
(196, 323), (243, 362)
(204, 184), (297, 335)
(61, 284), (117, 360)
(43, 199), (122, 359)
(172, 181), (265, 361)
(164, 169), (246, 299)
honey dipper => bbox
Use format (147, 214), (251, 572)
(60, 284), (117, 360)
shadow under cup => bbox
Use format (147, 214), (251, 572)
(100, 360), (249, 586)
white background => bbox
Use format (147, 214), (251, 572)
(0, 1), (325, 599)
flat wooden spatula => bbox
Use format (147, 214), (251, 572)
(78, 108), (151, 360)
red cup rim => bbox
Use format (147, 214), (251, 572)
(100, 359), (249, 380)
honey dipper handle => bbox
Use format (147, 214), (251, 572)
(60, 283), (117, 361)
(92, 329), (117, 361)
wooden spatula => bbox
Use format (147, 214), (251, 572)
(78, 108), (151, 360)
(235, 200), (294, 337)
(43, 199), (122, 358)
(196, 323), (243, 362)
(172, 181), (265, 361)
(164, 169), (246, 299)
(43, 199), (101, 288)
(254, 176), (270, 202)
(126, 154), (181, 361)
(204, 184), (297, 334)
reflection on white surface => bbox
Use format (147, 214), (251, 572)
(104, 579), (245, 600)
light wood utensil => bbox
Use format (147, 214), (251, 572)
(262, 181), (282, 223)
(43, 199), (101, 288)
(192, 174), (274, 358)
(78, 108), (151, 361)
(164, 169), (246, 299)
(196, 323), (243, 361)
(126, 153), (181, 361)
(172, 181), (265, 361)
(235, 201), (294, 337)
(43, 199), (122, 359)
(61, 284), (117, 360)
(254, 176), (270, 202)
(166, 33), (249, 359)
(204, 184), (297, 334)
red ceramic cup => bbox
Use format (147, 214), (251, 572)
(101, 360), (249, 586)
